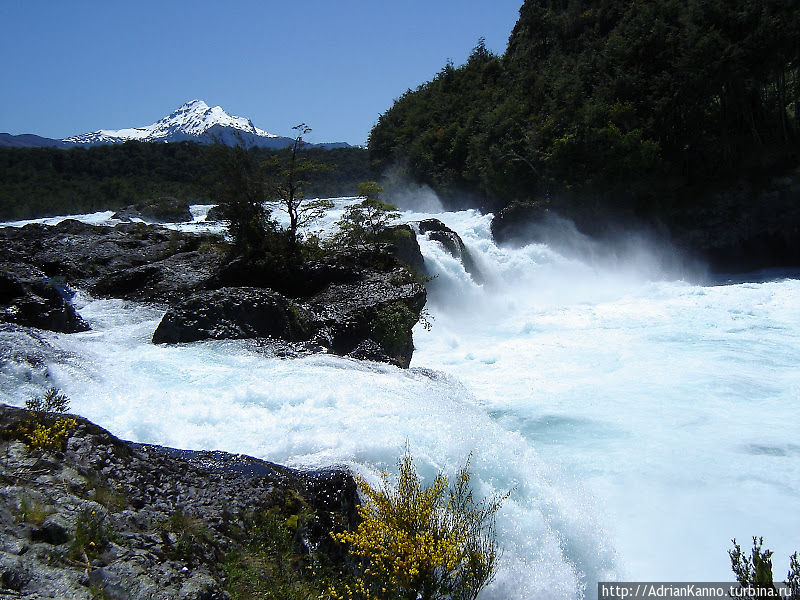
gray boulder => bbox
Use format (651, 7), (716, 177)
(0, 272), (89, 333)
(302, 268), (426, 368)
(152, 287), (312, 344)
(112, 197), (193, 223)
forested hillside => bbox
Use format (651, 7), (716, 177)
(0, 142), (370, 220)
(369, 0), (800, 224)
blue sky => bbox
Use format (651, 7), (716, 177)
(0, 1), (522, 146)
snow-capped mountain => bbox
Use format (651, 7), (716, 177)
(62, 100), (300, 149)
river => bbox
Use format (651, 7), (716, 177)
(1, 199), (798, 598)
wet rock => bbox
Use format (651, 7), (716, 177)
(416, 218), (482, 283)
(152, 287), (312, 344)
(204, 206), (225, 222)
(112, 197), (193, 223)
(347, 339), (394, 364)
(303, 268), (426, 368)
(92, 251), (225, 303)
(382, 224), (425, 273)
(0, 221), (224, 304)
(490, 201), (552, 246)
(1, 218), (429, 366)
(0, 272), (89, 333)
(671, 174), (800, 271)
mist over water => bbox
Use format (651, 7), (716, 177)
(1, 201), (798, 599)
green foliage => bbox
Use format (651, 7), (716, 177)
(162, 508), (214, 562)
(25, 387), (70, 414)
(285, 302), (309, 338)
(70, 508), (112, 562)
(334, 183), (400, 251)
(789, 553), (800, 599)
(729, 537), (800, 598)
(730, 537), (775, 588)
(0, 141), (369, 221)
(370, 303), (417, 358)
(207, 144), (276, 255)
(264, 124), (335, 246)
(208, 126), (337, 261)
(10, 387), (76, 452)
(330, 452), (505, 600)
(15, 493), (53, 525)
(369, 1), (800, 219)
(88, 585), (114, 600)
(84, 474), (127, 512)
(221, 494), (343, 600)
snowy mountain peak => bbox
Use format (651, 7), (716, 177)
(63, 100), (286, 148)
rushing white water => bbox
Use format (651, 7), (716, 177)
(1, 202), (798, 599)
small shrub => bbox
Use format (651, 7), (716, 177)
(286, 301), (309, 339)
(15, 494), (53, 525)
(333, 195), (400, 252)
(370, 302), (418, 358)
(85, 475), (127, 512)
(221, 496), (340, 600)
(730, 537), (800, 598)
(17, 417), (77, 452)
(162, 508), (213, 562)
(14, 387), (76, 452)
(788, 553), (800, 599)
(25, 387), (70, 413)
(330, 452), (505, 600)
(730, 536), (775, 588)
(70, 508), (111, 561)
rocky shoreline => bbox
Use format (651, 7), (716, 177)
(0, 404), (357, 600)
(0, 218), (427, 368)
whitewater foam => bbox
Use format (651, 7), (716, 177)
(1, 201), (798, 598)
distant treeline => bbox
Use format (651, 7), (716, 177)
(0, 141), (371, 220)
(369, 0), (800, 222)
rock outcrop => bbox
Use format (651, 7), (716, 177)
(670, 171), (800, 271)
(490, 168), (800, 273)
(204, 206), (225, 222)
(0, 220), (225, 304)
(0, 404), (357, 600)
(0, 272), (89, 334)
(416, 219), (482, 283)
(153, 268), (426, 368)
(490, 202), (553, 246)
(1, 219), (428, 367)
(152, 287), (312, 344)
(303, 268), (427, 368)
(112, 197), (193, 223)
(382, 224), (426, 274)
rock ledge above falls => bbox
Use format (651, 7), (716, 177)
(0, 220), (427, 368)
(0, 404), (358, 600)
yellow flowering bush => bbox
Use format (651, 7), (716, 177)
(18, 417), (77, 451)
(6, 387), (77, 452)
(329, 453), (505, 600)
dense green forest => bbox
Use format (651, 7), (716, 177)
(0, 142), (370, 220)
(369, 0), (800, 223)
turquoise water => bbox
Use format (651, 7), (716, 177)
(1, 203), (798, 598)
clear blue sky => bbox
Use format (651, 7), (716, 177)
(0, 0), (522, 146)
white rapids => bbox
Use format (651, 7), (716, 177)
(1, 199), (798, 599)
